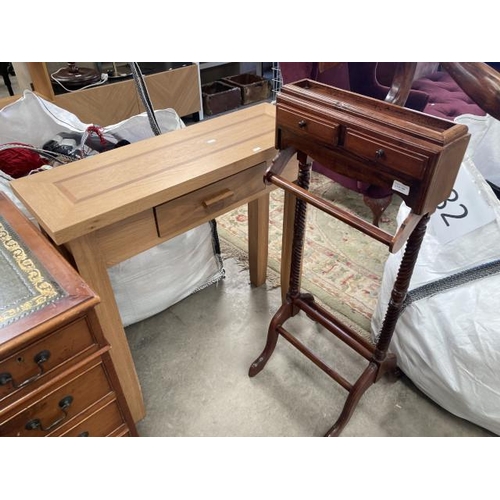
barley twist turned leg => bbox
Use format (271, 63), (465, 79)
(249, 152), (311, 377)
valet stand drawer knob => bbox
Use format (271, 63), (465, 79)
(24, 395), (74, 432)
(0, 350), (51, 389)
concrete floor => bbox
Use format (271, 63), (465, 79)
(127, 258), (493, 437)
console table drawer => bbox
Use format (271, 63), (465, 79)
(0, 317), (98, 402)
(154, 162), (269, 239)
(277, 107), (339, 147)
(343, 129), (429, 180)
(0, 358), (112, 437)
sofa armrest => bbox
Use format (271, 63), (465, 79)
(441, 62), (500, 121)
(348, 62), (429, 112)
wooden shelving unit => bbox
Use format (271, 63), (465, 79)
(25, 62), (202, 126)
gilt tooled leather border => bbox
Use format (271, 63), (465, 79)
(0, 216), (66, 328)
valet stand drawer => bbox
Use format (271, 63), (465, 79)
(0, 354), (112, 437)
(154, 161), (270, 239)
(0, 316), (98, 405)
(276, 107), (339, 147)
(343, 129), (429, 180)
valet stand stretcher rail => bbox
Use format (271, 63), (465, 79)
(249, 148), (428, 437)
(248, 79), (470, 437)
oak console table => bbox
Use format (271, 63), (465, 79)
(11, 103), (295, 423)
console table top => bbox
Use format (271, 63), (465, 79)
(11, 103), (277, 245)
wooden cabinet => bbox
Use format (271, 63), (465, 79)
(26, 62), (202, 126)
(0, 193), (137, 437)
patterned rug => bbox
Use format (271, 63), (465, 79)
(216, 171), (401, 339)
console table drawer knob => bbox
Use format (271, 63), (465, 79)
(202, 188), (234, 208)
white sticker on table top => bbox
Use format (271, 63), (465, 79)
(430, 165), (496, 245)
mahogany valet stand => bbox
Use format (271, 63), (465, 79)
(248, 79), (471, 436)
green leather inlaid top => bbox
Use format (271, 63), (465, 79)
(0, 216), (66, 328)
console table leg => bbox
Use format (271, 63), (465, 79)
(248, 194), (270, 287)
(67, 233), (145, 422)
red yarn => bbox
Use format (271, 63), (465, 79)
(85, 125), (106, 144)
(0, 142), (46, 179)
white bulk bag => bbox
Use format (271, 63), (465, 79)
(0, 91), (224, 327)
(371, 115), (500, 435)
(455, 112), (500, 186)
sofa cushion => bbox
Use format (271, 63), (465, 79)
(412, 71), (486, 120)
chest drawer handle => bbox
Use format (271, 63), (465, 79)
(375, 148), (385, 159)
(298, 120), (307, 129)
(24, 395), (74, 432)
(0, 350), (51, 390)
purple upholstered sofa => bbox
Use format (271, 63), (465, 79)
(375, 62), (487, 120)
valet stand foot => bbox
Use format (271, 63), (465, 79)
(249, 300), (295, 377)
(324, 362), (379, 437)
(249, 148), (430, 436)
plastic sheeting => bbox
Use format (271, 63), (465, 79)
(371, 114), (500, 436)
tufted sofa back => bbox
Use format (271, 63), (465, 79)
(376, 62), (488, 120)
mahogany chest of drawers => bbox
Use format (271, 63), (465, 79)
(0, 193), (137, 437)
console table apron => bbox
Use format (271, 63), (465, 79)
(248, 80), (470, 436)
(11, 103), (294, 423)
